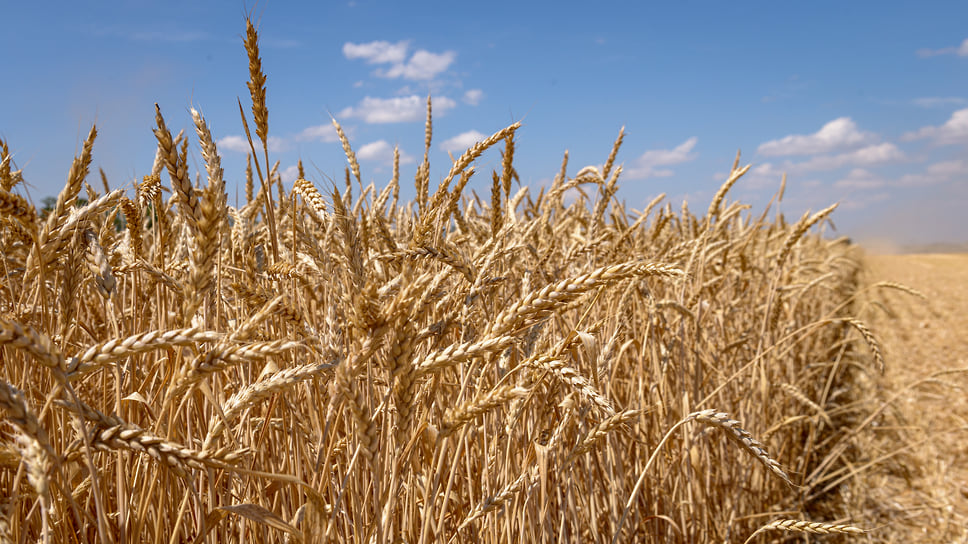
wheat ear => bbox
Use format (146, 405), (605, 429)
(0, 381), (54, 458)
(293, 177), (328, 223)
(843, 318), (885, 373)
(169, 339), (304, 399)
(485, 261), (683, 337)
(526, 356), (615, 415)
(202, 359), (337, 450)
(1, 317), (68, 377)
(742, 519), (866, 544)
(776, 203), (838, 268)
(459, 466), (537, 530)
(564, 409), (641, 464)
(61, 399), (243, 478)
(691, 409), (793, 485)
(440, 384), (529, 438)
(69, 328), (222, 377)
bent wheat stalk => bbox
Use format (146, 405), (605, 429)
(613, 409), (791, 543)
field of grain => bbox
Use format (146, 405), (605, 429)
(0, 18), (906, 543)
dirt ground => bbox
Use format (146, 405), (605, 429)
(859, 253), (968, 542)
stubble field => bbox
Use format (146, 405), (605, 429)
(854, 252), (968, 543)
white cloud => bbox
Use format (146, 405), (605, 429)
(219, 127), (333, 156)
(356, 140), (415, 164)
(279, 165), (301, 184)
(742, 162), (786, 189)
(757, 118), (876, 156)
(344, 40), (456, 81)
(625, 137), (698, 180)
(750, 163), (781, 178)
(898, 159), (968, 186)
(902, 108), (968, 144)
(463, 89), (484, 106)
(130, 30), (208, 43)
(441, 130), (487, 153)
(916, 38), (968, 58)
(381, 50), (456, 80)
(561, 186), (586, 207)
(89, 25), (207, 43)
(268, 137), (288, 152)
(342, 40), (409, 64)
(796, 143), (905, 172)
(217, 135), (287, 153)
(840, 191), (890, 211)
(834, 168), (887, 190)
(339, 95), (456, 123)
(295, 124), (340, 143)
(917, 47), (954, 58)
(218, 135), (250, 153)
(924, 158), (968, 176)
(743, 143), (903, 189)
(912, 97), (967, 108)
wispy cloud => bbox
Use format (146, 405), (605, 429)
(218, 125), (335, 154)
(839, 191), (890, 211)
(796, 143), (905, 172)
(339, 95), (456, 123)
(834, 168), (888, 190)
(742, 162), (786, 189)
(343, 40), (456, 80)
(916, 38), (968, 58)
(295, 124), (340, 143)
(898, 158), (968, 186)
(463, 89), (484, 106)
(381, 50), (456, 80)
(912, 97), (967, 108)
(902, 108), (968, 144)
(87, 24), (209, 43)
(279, 165), (301, 184)
(827, 158), (967, 193)
(625, 137), (698, 180)
(757, 118), (876, 156)
(217, 136), (250, 153)
(356, 140), (415, 164)
(130, 30), (208, 43)
(217, 135), (288, 153)
(744, 143), (904, 188)
(440, 130), (487, 153)
(343, 41), (409, 64)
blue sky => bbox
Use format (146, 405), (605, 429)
(3, 1), (967, 247)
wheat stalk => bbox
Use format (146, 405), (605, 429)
(440, 384), (529, 438)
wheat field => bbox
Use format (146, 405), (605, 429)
(0, 17), (898, 543)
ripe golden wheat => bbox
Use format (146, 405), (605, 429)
(0, 16), (892, 544)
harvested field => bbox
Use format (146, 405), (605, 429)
(852, 253), (968, 543)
